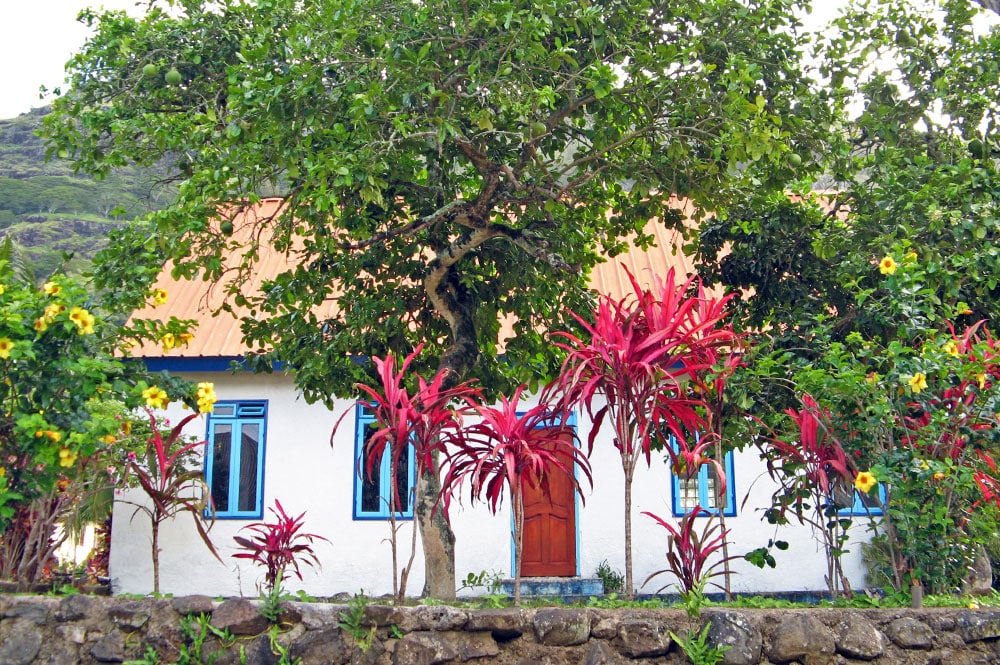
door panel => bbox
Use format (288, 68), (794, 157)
(520, 429), (577, 577)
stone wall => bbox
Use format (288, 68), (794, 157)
(3, 593), (1000, 665)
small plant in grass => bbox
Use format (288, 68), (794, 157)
(338, 591), (376, 653)
(669, 623), (730, 665)
(643, 506), (735, 616)
(595, 559), (625, 595)
(232, 499), (328, 608)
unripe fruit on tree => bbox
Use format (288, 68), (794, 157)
(142, 63), (158, 78)
(220, 221), (234, 235)
(968, 138), (989, 160)
(787, 153), (802, 167)
(165, 68), (182, 86)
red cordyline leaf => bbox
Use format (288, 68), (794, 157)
(232, 499), (329, 588)
(439, 385), (592, 519)
(123, 411), (221, 564)
(553, 266), (737, 471)
(642, 507), (735, 594)
(768, 394), (853, 502)
(331, 345), (480, 508)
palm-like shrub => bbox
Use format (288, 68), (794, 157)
(441, 386), (591, 605)
(553, 267), (737, 598)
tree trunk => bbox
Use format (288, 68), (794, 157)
(624, 472), (634, 600)
(416, 459), (456, 600)
(513, 488), (524, 606)
(151, 509), (161, 594)
(422, 258), (481, 600)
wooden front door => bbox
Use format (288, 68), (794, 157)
(520, 429), (577, 577)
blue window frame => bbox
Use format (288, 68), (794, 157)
(354, 405), (415, 520)
(205, 401), (267, 519)
(839, 485), (886, 516)
(670, 437), (736, 517)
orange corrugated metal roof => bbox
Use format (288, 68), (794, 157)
(130, 197), (701, 360)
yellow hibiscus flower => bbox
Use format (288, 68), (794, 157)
(58, 447), (78, 468)
(854, 471), (877, 493)
(152, 289), (168, 306)
(878, 256), (898, 275)
(142, 386), (170, 410)
(195, 382), (217, 413)
(0, 338), (15, 360)
(908, 373), (928, 393)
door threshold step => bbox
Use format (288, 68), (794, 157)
(499, 576), (604, 598)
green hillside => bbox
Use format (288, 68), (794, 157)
(0, 107), (173, 277)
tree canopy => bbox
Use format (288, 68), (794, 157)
(45, 0), (823, 399)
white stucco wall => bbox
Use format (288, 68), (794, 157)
(109, 370), (875, 597)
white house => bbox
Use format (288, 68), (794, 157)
(109, 199), (877, 598)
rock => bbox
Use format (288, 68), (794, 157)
(533, 608), (591, 646)
(236, 633), (280, 665)
(455, 631), (500, 660)
(57, 624), (87, 644)
(590, 616), (618, 640)
(924, 649), (992, 665)
(410, 605), (469, 631)
(584, 639), (618, 665)
(703, 610), (763, 665)
(277, 602), (303, 626)
(55, 593), (95, 622)
(614, 617), (672, 658)
(963, 545), (993, 596)
(171, 595), (216, 616)
(391, 631), (458, 665)
(767, 614), (835, 665)
(289, 627), (348, 665)
(957, 610), (1000, 642)
(886, 617), (934, 649)
(0, 620), (44, 665)
(464, 608), (528, 639)
(5, 598), (53, 624)
(835, 613), (884, 660)
(296, 602), (343, 629)
(109, 600), (152, 631)
(90, 630), (126, 663)
(212, 598), (269, 636)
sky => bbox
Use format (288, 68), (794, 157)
(1, 0), (139, 119)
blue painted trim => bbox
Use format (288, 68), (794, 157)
(839, 484), (886, 516)
(352, 404), (415, 520)
(203, 400), (268, 520)
(140, 356), (286, 373)
(669, 435), (737, 517)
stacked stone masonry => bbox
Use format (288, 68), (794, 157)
(3, 594), (1000, 664)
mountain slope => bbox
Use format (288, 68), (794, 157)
(0, 107), (173, 277)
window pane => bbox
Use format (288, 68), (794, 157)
(238, 423), (260, 512)
(679, 477), (700, 511)
(360, 423), (382, 513)
(211, 424), (232, 513)
(394, 445), (411, 513)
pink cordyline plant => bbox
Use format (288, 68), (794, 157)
(332, 344), (478, 604)
(643, 506), (735, 599)
(764, 393), (858, 597)
(232, 499), (328, 593)
(552, 267), (737, 599)
(123, 410), (220, 594)
(440, 385), (592, 605)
